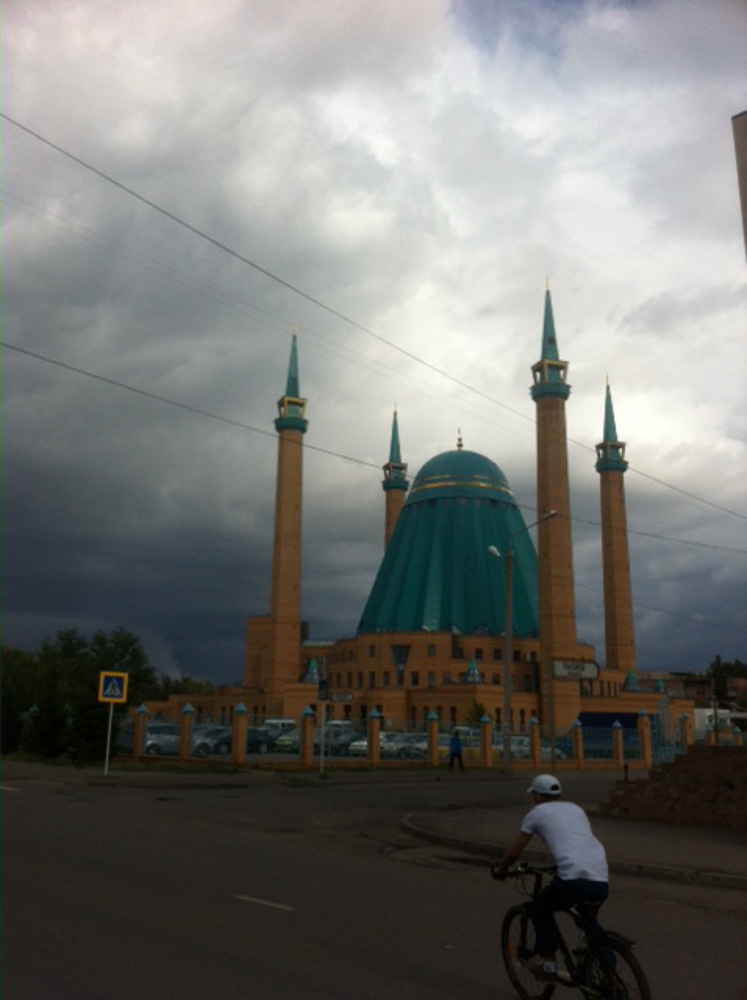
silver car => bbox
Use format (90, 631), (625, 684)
(145, 723), (180, 755)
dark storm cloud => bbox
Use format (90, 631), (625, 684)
(2, 0), (745, 683)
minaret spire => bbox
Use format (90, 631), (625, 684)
(531, 287), (581, 732)
(382, 409), (408, 548)
(265, 333), (308, 709)
(596, 383), (636, 673)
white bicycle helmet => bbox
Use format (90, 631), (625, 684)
(527, 774), (562, 796)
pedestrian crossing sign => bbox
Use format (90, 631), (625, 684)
(98, 671), (129, 704)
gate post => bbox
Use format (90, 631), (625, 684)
(133, 704), (148, 762)
(179, 703), (194, 761)
(300, 707), (315, 766)
(427, 712), (439, 767)
(612, 720), (624, 769)
(572, 719), (584, 769)
(481, 714), (493, 767)
(637, 711), (652, 769)
(231, 703), (248, 765)
(530, 716), (541, 769)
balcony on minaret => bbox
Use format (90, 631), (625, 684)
(595, 438), (628, 472)
(531, 358), (570, 398)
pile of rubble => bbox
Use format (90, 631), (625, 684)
(599, 745), (747, 830)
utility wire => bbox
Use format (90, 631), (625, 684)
(3, 111), (745, 521)
(4, 340), (744, 557)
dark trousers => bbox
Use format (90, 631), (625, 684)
(448, 752), (463, 771)
(530, 877), (608, 958)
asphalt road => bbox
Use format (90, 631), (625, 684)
(3, 766), (746, 999)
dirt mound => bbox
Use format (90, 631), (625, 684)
(599, 745), (747, 830)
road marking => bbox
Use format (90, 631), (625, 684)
(236, 895), (296, 912)
(1, 785), (19, 792)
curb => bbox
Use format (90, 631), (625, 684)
(400, 813), (747, 890)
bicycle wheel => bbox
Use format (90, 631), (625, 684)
(584, 938), (651, 1000)
(500, 904), (555, 1000)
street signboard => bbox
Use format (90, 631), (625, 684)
(98, 671), (129, 704)
(553, 660), (599, 680)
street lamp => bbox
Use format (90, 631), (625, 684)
(488, 510), (557, 774)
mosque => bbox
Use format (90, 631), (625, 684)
(147, 290), (694, 739)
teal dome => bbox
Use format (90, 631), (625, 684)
(358, 449), (539, 637)
(407, 449), (513, 503)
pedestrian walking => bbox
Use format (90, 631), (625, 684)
(448, 729), (464, 771)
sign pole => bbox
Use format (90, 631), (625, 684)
(98, 670), (129, 776)
(104, 701), (115, 776)
(319, 658), (328, 778)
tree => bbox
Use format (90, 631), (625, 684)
(4, 627), (160, 761)
(465, 700), (489, 730)
(1, 647), (40, 754)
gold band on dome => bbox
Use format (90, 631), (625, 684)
(410, 478), (514, 496)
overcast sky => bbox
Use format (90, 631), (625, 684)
(2, 0), (746, 687)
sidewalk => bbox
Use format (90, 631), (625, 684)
(401, 803), (747, 889)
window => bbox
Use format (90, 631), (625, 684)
(455, 647), (464, 659)
(427, 672), (436, 688)
(382, 672), (391, 687)
(493, 649), (502, 661)
(411, 671), (419, 687)
(492, 673), (501, 685)
(346, 672), (352, 689)
(427, 644), (436, 657)
(475, 648), (483, 660)
(369, 671), (376, 689)
(443, 671), (452, 684)
(369, 645), (376, 657)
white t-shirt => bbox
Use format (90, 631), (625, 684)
(521, 801), (609, 881)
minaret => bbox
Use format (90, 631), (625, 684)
(382, 409), (408, 547)
(531, 288), (581, 728)
(595, 383), (637, 673)
(267, 333), (308, 710)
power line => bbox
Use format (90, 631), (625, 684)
(0, 342), (379, 472)
(4, 340), (744, 557)
(3, 111), (745, 521)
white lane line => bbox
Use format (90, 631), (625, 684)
(1, 785), (19, 792)
(236, 895), (296, 912)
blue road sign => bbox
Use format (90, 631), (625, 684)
(98, 671), (129, 704)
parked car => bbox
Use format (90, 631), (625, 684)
(246, 727), (274, 754)
(145, 723), (180, 755)
(381, 732), (428, 759)
(313, 728), (358, 756)
(275, 729), (301, 753)
(192, 726), (232, 757)
(348, 731), (401, 757)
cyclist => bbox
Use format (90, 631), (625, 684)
(493, 774), (609, 984)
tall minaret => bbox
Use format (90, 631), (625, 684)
(595, 383), (636, 673)
(382, 409), (408, 547)
(531, 288), (581, 729)
(267, 333), (308, 709)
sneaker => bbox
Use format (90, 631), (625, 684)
(527, 956), (572, 984)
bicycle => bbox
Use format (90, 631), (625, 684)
(491, 862), (651, 1000)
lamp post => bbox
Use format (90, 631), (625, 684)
(489, 510), (557, 774)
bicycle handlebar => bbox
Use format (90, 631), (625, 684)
(490, 861), (557, 881)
